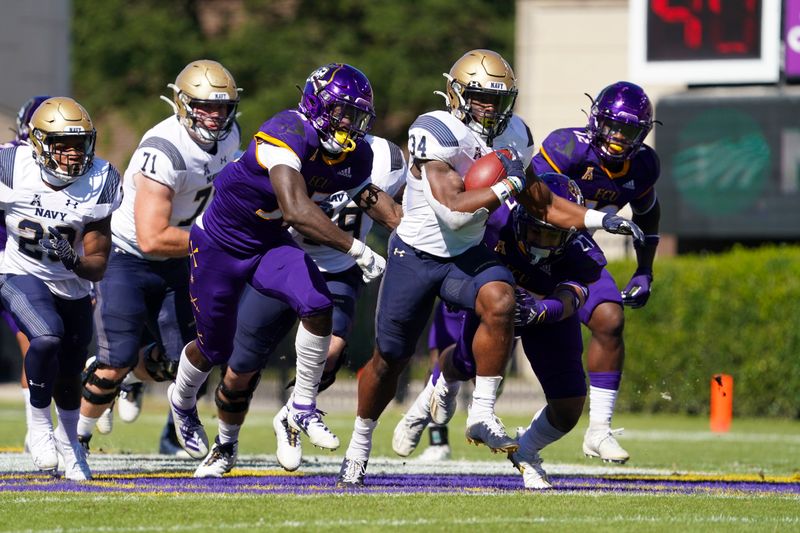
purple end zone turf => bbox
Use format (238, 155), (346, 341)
(1, 472), (798, 495)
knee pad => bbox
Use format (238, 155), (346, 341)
(214, 373), (261, 413)
(81, 360), (125, 405)
(143, 343), (178, 382)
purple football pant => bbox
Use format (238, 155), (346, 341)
(453, 312), (586, 399)
(427, 300), (466, 352)
(578, 267), (623, 324)
(188, 224), (332, 365)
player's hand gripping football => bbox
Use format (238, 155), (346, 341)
(347, 238), (386, 284)
(39, 226), (80, 271)
(601, 214), (645, 247)
(621, 270), (653, 308)
(495, 148), (526, 195)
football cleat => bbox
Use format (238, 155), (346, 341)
(194, 438), (237, 478)
(465, 414), (519, 454)
(418, 444), (452, 461)
(118, 383), (145, 423)
(273, 405), (302, 471)
(29, 428), (59, 473)
(392, 410), (430, 457)
(96, 402), (114, 435)
(509, 449), (552, 490)
(287, 403), (339, 450)
(429, 379), (460, 426)
(336, 457), (367, 488)
(158, 422), (192, 459)
(583, 427), (630, 464)
(54, 433), (92, 481)
(167, 383), (209, 459)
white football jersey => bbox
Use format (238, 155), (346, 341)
(291, 135), (407, 273)
(0, 145), (122, 299)
(396, 111), (534, 257)
(112, 116), (240, 260)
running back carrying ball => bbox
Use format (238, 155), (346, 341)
(464, 148), (513, 190)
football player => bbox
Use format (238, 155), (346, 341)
(394, 174), (603, 489)
(1, 96), (50, 448)
(0, 97), (122, 480)
(168, 63), (402, 470)
(337, 50), (643, 487)
(531, 81), (660, 463)
(76, 60), (242, 455)
(194, 133), (406, 477)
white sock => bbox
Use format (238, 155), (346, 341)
(588, 385), (618, 429)
(77, 415), (98, 438)
(407, 376), (436, 419)
(122, 371), (142, 386)
(468, 375), (503, 420)
(292, 323), (331, 406)
(54, 406), (79, 443)
(345, 416), (377, 461)
(22, 388), (32, 428)
(217, 419), (241, 445)
(30, 405), (53, 433)
(172, 345), (211, 410)
(519, 406), (566, 454)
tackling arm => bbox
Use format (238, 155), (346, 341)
(134, 173), (191, 257)
(353, 183), (403, 231)
(631, 197), (661, 273)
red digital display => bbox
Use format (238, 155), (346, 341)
(646, 0), (762, 61)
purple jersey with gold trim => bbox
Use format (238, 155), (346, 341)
(200, 109), (373, 255)
(483, 202), (606, 293)
(532, 127), (660, 214)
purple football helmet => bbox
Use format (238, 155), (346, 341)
(513, 172), (584, 264)
(298, 63), (375, 154)
(586, 81), (653, 161)
(14, 95), (51, 143)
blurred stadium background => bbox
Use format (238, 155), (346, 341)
(0, 0), (797, 420)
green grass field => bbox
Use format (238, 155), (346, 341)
(1, 395), (798, 532)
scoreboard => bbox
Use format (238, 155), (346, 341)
(656, 89), (800, 238)
(629, 0), (781, 84)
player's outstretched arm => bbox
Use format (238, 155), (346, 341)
(622, 198), (661, 308)
(75, 216), (113, 282)
(353, 183), (403, 231)
(134, 173), (191, 257)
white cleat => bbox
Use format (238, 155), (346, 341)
(418, 444), (452, 461)
(167, 383), (209, 459)
(429, 379), (460, 426)
(465, 413), (518, 454)
(273, 405), (302, 471)
(118, 383), (145, 423)
(509, 449), (552, 490)
(96, 402), (114, 435)
(194, 438), (237, 478)
(392, 411), (430, 457)
(287, 403), (339, 451)
(54, 433), (92, 481)
(28, 428), (59, 474)
(583, 427), (630, 464)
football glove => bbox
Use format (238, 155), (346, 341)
(513, 287), (548, 327)
(347, 238), (386, 284)
(601, 214), (645, 247)
(495, 149), (526, 195)
(39, 226), (80, 271)
(621, 270), (653, 308)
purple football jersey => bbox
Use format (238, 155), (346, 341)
(483, 202), (606, 293)
(532, 127), (660, 214)
(201, 109), (374, 255)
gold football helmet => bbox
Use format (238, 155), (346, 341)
(435, 49), (518, 144)
(28, 97), (96, 184)
(161, 59), (241, 142)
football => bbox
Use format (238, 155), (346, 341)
(464, 149), (512, 190)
